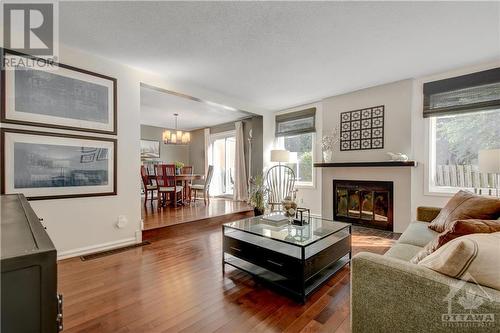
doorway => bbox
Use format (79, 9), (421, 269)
(210, 131), (236, 197)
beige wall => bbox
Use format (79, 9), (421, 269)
(322, 79), (413, 163)
(188, 128), (206, 174)
(320, 80), (414, 231)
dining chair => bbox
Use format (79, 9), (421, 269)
(190, 165), (214, 205)
(265, 165), (297, 212)
(155, 164), (183, 209)
(141, 165), (157, 207)
(181, 166), (193, 203)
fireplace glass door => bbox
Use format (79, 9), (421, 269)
(333, 180), (393, 231)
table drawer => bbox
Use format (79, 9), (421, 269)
(224, 236), (301, 279)
(304, 234), (351, 280)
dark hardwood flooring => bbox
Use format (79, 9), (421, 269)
(58, 218), (399, 333)
(142, 197), (253, 230)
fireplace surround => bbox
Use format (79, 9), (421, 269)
(333, 180), (394, 231)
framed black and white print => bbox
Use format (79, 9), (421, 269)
(340, 105), (384, 151)
(1, 128), (117, 200)
(140, 139), (160, 159)
(1, 49), (117, 134)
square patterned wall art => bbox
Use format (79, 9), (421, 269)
(340, 105), (384, 151)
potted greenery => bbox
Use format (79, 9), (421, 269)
(174, 161), (184, 175)
(248, 175), (267, 216)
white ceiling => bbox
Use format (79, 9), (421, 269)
(140, 85), (252, 130)
(60, 1), (500, 112)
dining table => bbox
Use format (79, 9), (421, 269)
(147, 173), (205, 204)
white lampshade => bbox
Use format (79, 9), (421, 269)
(181, 132), (190, 144)
(479, 149), (500, 173)
(271, 149), (289, 163)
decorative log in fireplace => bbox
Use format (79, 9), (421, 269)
(333, 180), (393, 231)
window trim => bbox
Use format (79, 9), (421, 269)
(276, 132), (316, 188)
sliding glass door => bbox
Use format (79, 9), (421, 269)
(210, 131), (236, 197)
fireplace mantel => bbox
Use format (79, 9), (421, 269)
(314, 161), (417, 168)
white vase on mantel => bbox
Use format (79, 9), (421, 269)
(323, 150), (333, 163)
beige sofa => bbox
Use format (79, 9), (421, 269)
(351, 207), (500, 332)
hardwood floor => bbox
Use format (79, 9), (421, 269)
(142, 197), (253, 230)
(58, 219), (399, 333)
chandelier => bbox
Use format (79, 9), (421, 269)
(162, 113), (190, 144)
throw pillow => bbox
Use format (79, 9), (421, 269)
(428, 190), (500, 233)
(411, 219), (500, 264)
(418, 232), (500, 290)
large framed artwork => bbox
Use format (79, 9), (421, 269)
(1, 49), (117, 134)
(140, 139), (160, 159)
(340, 105), (384, 151)
(1, 128), (117, 200)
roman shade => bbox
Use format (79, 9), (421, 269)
(423, 67), (500, 118)
(275, 107), (316, 137)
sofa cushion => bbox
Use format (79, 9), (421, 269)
(428, 190), (500, 233)
(384, 243), (423, 261)
(411, 219), (500, 264)
(419, 232), (500, 290)
(397, 221), (439, 248)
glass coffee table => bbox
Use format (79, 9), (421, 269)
(222, 215), (351, 302)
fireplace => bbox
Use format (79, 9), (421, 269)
(333, 180), (393, 231)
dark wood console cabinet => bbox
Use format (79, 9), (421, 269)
(1, 194), (62, 332)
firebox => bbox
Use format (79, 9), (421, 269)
(333, 180), (393, 231)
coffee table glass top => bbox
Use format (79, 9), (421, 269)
(224, 215), (350, 247)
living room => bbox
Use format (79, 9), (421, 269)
(1, 1), (499, 333)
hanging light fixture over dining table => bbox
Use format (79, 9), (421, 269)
(162, 113), (190, 144)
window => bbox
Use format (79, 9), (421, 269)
(278, 132), (314, 186)
(424, 67), (500, 195)
(275, 107), (316, 187)
(429, 109), (500, 193)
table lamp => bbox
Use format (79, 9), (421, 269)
(479, 149), (500, 197)
(270, 150), (289, 166)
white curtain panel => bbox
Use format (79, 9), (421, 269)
(233, 121), (248, 201)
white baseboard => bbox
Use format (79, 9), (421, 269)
(57, 237), (138, 260)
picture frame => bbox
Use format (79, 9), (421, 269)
(1, 49), (117, 134)
(140, 139), (160, 159)
(1, 128), (117, 200)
